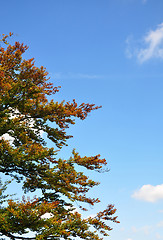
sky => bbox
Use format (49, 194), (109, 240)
(1, 0), (163, 239)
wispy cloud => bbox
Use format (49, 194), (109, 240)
(156, 233), (162, 239)
(132, 225), (152, 235)
(142, 0), (147, 4)
(158, 209), (163, 213)
(52, 72), (104, 80)
(157, 221), (163, 228)
(126, 23), (163, 63)
(125, 35), (136, 59)
(132, 184), (163, 202)
(126, 224), (163, 240)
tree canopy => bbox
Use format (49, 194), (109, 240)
(0, 33), (119, 240)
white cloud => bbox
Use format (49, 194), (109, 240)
(126, 23), (163, 63)
(0, 109), (19, 143)
(138, 23), (163, 62)
(132, 184), (163, 202)
(41, 212), (54, 219)
(0, 108), (43, 143)
(0, 133), (15, 142)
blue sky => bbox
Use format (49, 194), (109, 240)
(1, 0), (163, 239)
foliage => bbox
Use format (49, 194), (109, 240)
(0, 33), (119, 240)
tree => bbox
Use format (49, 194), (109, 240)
(0, 33), (119, 240)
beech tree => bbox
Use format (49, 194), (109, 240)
(0, 33), (119, 240)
